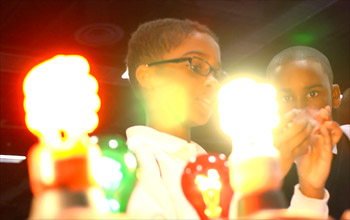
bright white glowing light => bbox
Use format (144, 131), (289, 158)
(88, 187), (109, 213)
(208, 156), (216, 163)
(189, 156), (196, 163)
(108, 198), (120, 212)
(195, 169), (223, 218)
(39, 149), (55, 185)
(195, 169), (222, 191)
(94, 157), (122, 189)
(0, 155), (26, 163)
(108, 139), (118, 149)
(23, 55), (100, 145)
(219, 154), (226, 160)
(218, 77), (280, 159)
(124, 153), (137, 170)
(121, 68), (129, 79)
(90, 135), (99, 144)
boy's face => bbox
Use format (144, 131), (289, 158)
(147, 31), (221, 127)
(271, 60), (339, 115)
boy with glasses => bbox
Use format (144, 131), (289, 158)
(124, 19), (329, 218)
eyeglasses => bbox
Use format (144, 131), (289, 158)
(146, 56), (227, 81)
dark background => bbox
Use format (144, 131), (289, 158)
(0, 0), (349, 219)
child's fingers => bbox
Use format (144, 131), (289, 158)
(319, 107), (331, 121)
(324, 105), (331, 113)
(323, 121), (343, 145)
(275, 109), (298, 133)
(275, 120), (313, 158)
(319, 124), (332, 153)
(291, 137), (310, 157)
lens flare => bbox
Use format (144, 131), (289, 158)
(153, 84), (187, 127)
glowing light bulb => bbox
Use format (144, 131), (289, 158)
(23, 54), (100, 146)
(23, 55), (110, 219)
(23, 55), (102, 195)
(181, 154), (233, 220)
(93, 135), (138, 213)
(218, 77), (280, 160)
(218, 77), (286, 217)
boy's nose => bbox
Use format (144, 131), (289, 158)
(204, 74), (219, 89)
(295, 97), (307, 109)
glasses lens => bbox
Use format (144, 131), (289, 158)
(190, 58), (210, 76)
(214, 70), (228, 82)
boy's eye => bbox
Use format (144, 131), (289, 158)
(280, 95), (293, 103)
(307, 91), (319, 98)
(189, 58), (210, 75)
(190, 63), (206, 74)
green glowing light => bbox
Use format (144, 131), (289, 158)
(94, 135), (138, 213)
(292, 33), (315, 44)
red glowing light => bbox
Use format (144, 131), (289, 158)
(181, 154), (234, 220)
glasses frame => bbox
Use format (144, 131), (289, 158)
(145, 56), (226, 80)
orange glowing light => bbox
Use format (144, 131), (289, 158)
(23, 55), (100, 145)
(195, 169), (223, 218)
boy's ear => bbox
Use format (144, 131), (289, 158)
(135, 65), (155, 90)
(332, 84), (341, 108)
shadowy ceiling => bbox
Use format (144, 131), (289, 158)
(0, 0), (349, 219)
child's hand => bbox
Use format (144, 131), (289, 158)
(296, 106), (343, 199)
(341, 209), (350, 220)
(306, 105), (332, 135)
(273, 109), (314, 177)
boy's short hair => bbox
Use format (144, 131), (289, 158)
(125, 18), (218, 95)
(266, 46), (334, 84)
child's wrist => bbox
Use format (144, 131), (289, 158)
(279, 157), (293, 177)
(299, 180), (325, 199)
